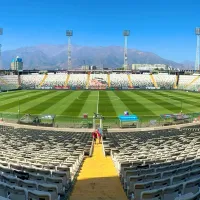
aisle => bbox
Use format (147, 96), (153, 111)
(69, 143), (128, 200)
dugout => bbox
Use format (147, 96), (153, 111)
(19, 114), (55, 127)
(118, 115), (139, 128)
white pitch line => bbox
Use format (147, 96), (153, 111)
(97, 91), (99, 114)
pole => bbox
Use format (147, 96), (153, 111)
(195, 35), (200, 71)
(124, 36), (128, 70)
(68, 36), (71, 70)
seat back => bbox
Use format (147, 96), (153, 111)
(19, 179), (37, 191)
(141, 189), (162, 200)
(0, 182), (8, 197)
(183, 178), (200, 195)
(128, 175), (145, 194)
(7, 186), (26, 200)
(28, 190), (51, 200)
(46, 177), (64, 194)
(145, 173), (161, 182)
(52, 171), (69, 185)
(163, 184), (183, 200)
(38, 183), (58, 200)
(134, 182), (153, 200)
(172, 172), (189, 185)
(153, 178), (171, 189)
(29, 174), (45, 183)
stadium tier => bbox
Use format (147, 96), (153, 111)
(0, 123), (200, 199)
(0, 125), (93, 200)
(103, 127), (200, 200)
(0, 75), (19, 91)
(0, 73), (199, 91)
(2, 72), (200, 199)
(20, 73), (178, 90)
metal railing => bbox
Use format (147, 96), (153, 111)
(0, 112), (199, 129)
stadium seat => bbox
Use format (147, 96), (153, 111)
(28, 190), (51, 200)
(141, 189), (162, 200)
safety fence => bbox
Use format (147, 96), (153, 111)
(0, 112), (200, 129)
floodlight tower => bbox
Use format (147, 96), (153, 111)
(195, 28), (200, 71)
(66, 30), (73, 70)
(123, 30), (130, 70)
(0, 28), (3, 70)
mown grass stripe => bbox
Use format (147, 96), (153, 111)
(23, 91), (73, 114)
(61, 91), (91, 116)
(114, 91), (155, 116)
(98, 91), (116, 117)
(135, 91), (187, 113)
(175, 90), (200, 99)
(163, 90), (200, 102)
(0, 91), (56, 111)
(154, 91), (200, 112)
(0, 90), (38, 101)
(127, 91), (171, 115)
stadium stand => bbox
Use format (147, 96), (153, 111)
(20, 73), (182, 90)
(0, 126), (93, 199)
(130, 74), (154, 89)
(178, 75), (199, 91)
(110, 73), (130, 89)
(153, 74), (176, 89)
(41, 74), (66, 88)
(21, 74), (44, 89)
(102, 128), (200, 200)
(68, 74), (88, 89)
(0, 75), (19, 91)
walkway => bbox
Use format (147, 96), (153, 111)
(69, 143), (128, 200)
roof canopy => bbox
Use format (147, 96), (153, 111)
(40, 114), (55, 120)
(118, 115), (139, 122)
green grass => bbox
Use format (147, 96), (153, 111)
(0, 90), (200, 123)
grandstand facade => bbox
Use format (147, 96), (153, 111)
(1, 71), (200, 199)
(1, 70), (200, 92)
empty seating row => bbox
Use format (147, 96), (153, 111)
(0, 126), (93, 199)
(103, 127), (200, 199)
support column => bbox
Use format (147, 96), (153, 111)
(100, 118), (103, 129)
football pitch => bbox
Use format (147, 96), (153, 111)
(0, 90), (200, 122)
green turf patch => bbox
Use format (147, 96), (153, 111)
(114, 91), (155, 116)
(0, 90), (38, 101)
(1, 90), (200, 125)
(23, 91), (73, 115)
(135, 91), (185, 113)
(61, 91), (91, 116)
(0, 91), (56, 112)
(154, 91), (198, 112)
(98, 91), (116, 117)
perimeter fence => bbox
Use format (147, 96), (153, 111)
(0, 112), (200, 129)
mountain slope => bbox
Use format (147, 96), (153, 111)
(2, 44), (183, 69)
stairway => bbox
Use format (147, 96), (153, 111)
(107, 74), (111, 88)
(173, 75), (179, 89)
(39, 74), (48, 87)
(69, 144), (128, 200)
(127, 74), (133, 88)
(0, 77), (8, 85)
(186, 75), (199, 88)
(86, 73), (90, 89)
(64, 74), (70, 87)
(150, 74), (158, 88)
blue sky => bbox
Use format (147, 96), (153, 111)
(0, 0), (200, 62)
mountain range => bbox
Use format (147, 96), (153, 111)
(1, 44), (192, 70)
